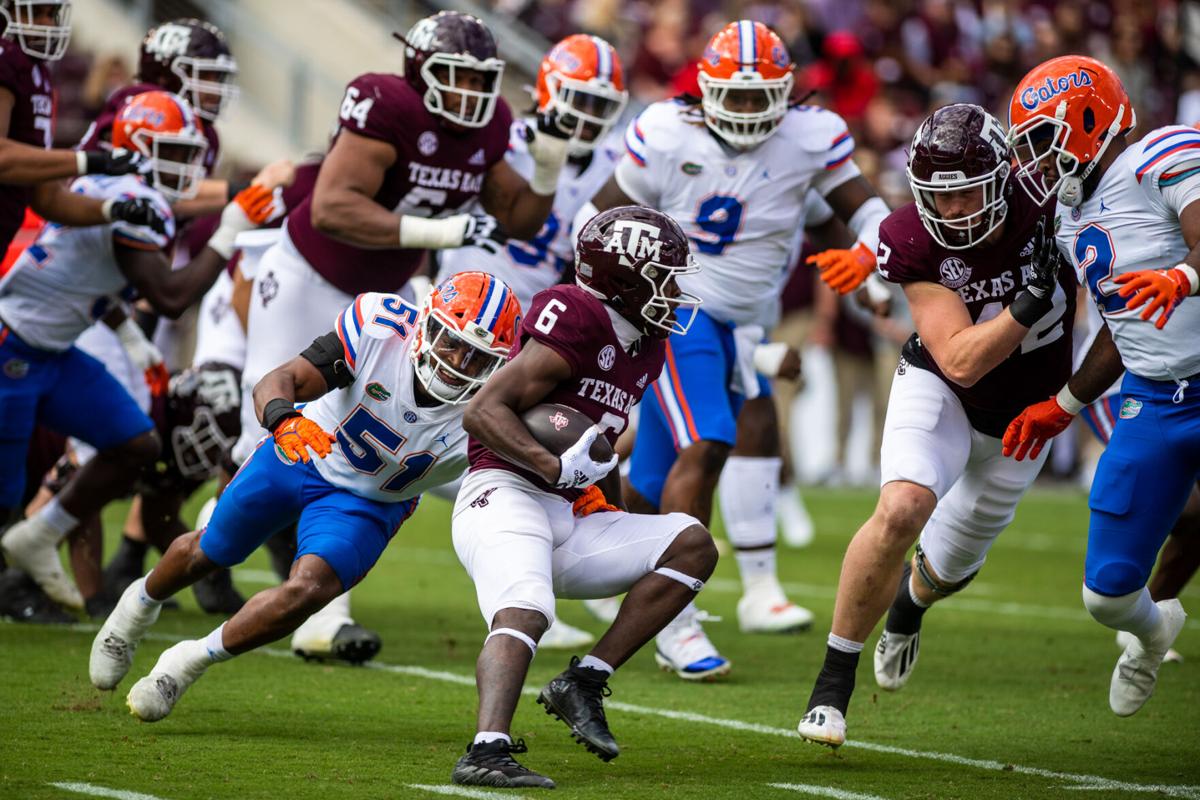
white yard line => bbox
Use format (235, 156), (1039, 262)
(407, 783), (527, 800)
(769, 783), (890, 800)
(48, 782), (171, 800)
(17, 624), (1200, 800)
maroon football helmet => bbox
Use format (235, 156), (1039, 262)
(575, 205), (702, 338)
(139, 18), (237, 122)
(165, 362), (241, 481)
(906, 103), (1012, 250)
(396, 11), (503, 128)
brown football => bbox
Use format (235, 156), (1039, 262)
(520, 403), (614, 461)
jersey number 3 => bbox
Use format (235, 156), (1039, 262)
(338, 405), (437, 494)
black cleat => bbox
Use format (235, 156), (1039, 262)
(537, 656), (619, 761)
(451, 738), (555, 789)
(0, 568), (75, 623)
(294, 623), (382, 665)
(192, 568), (245, 615)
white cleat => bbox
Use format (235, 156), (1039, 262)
(1109, 599), (1187, 717)
(1, 515), (82, 610)
(797, 705), (846, 748)
(582, 596), (622, 624)
(874, 629), (920, 691)
(778, 485), (815, 548)
(126, 640), (209, 722)
(539, 618), (595, 650)
(737, 582), (814, 634)
(1115, 629), (1182, 664)
(654, 611), (731, 680)
(89, 578), (162, 690)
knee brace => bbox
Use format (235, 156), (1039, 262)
(914, 543), (978, 598)
(485, 627), (538, 656)
(655, 566), (705, 593)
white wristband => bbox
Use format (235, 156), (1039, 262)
(1175, 263), (1200, 296)
(101, 198), (114, 222)
(76, 150), (88, 176)
(1055, 384), (1085, 416)
(398, 214), (468, 250)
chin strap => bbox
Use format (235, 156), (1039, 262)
(1058, 102), (1130, 208)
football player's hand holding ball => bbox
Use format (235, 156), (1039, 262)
(556, 426), (619, 490)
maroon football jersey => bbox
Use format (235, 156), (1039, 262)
(469, 285), (665, 500)
(0, 43), (53, 252)
(879, 191), (1076, 437)
(79, 82), (221, 176)
(285, 73), (512, 296)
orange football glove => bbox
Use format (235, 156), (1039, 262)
(232, 183), (283, 226)
(1114, 267), (1193, 330)
(144, 362), (170, 397)
(273, 417), (336, 464)
(572, 484), (618, 517)
(807, 242), (876, 295)
(1002, 396), (1075, 461)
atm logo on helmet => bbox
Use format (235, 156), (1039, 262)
(603, 220), (663, 262)
(1020, 70), (1093, 111)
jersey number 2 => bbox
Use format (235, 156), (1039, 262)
(1074, 224), (1126, 315)
(338, 405), (437, 494)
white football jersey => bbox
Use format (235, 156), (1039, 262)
(192, 269), (247, 371)
(0, 174), (174, 352)
(437, 119), (622, 312)
(615, 100), (861, 327)
(303, 292), (468, 503)
(1056, 125), (1200, 381)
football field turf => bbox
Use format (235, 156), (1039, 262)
(2, 487), (1197, 800)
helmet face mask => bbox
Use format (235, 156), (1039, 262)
(1, 0), (71, 61)
(697, 20), (794, 150)
(414, 314), (506, 403)
(129, 123), (207, 202)
(171, 54), (239, 121)
(419, 54), (504, 129)
(166, 363), (241, 481)
(171, 406), (234, 480)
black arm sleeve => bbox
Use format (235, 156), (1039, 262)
(300, 331), (354, 390)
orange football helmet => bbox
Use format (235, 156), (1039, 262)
(413, 271), (522, 404)
(1008, 55), (1135, 207)
(112, 90), (207, 201)
(697, 20), (794, 149)
(536, 33), (628, 157)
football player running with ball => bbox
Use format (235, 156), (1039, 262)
(798, 104), (1075, 748)
(450, 206), (718, 789)
(1003, 56), (1199, 716)
(88, 273), (521, 722)
(585, 20), (892, 676)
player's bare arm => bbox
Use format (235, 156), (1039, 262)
(114, 243), (228, 319)
(478, 157), (555, 240)
(173, 159), (296, 220)
(309, 129), (398, 248)
(463, 339), (573, 484)
(253, 352), (335, 420)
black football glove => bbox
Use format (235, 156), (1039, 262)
(1026, 214), (1063, 300)
(85, 148), (146, 177)
(462, 212), (508, 256)
(108, 197), (170, 237)
(528, 110), (572, 141)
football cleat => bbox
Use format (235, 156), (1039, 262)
(451, 739), (556, 789)
(797, 705), (847, 748)
(874, 629), (920, 691)
(90, 578), (163, 690)
(654, 611), (731, 680)
(1115, 629), (1182, 664)
(737, 580), (814, 634)
(191, 568), (245, 615)
(1109, 599), (1187, 717)
(1, 516), (83, 610)
(126, 640), (209, 722)
(0, 568), (75, 624)
(293, 622), (381, 665)
(583, 596), (622, 624)
(539, 618), (595, 650)
(537, 656), (619, 761)
(777, 485), (815, 548)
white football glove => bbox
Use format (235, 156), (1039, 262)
(526, 115), (570, 196)
(555, 425), (619, 490)
(115, 317), (163, 373)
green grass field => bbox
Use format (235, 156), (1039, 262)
(2, 487), (1198, 800)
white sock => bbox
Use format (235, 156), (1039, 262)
(734, 547), (778, 587)
(1082, 584), (1160, 639)
(578, 655), (614, 675)
(34, 497), (78, 539)
(136, 575), (164, 607)
(203, 623), (234, 663)
(828, 633), (865, 654)
(474, 731), (512, 746)
(719, 456), (782, 588)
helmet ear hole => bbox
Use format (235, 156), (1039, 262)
(1082, 107), (1096, 134)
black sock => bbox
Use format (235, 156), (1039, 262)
(110, 535), (148, 568)
(806, 645), (860, 714)
(885, 563), (928, 636)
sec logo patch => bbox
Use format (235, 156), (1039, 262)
(597, 344), (616, 371)
(418, 131), (438, 156)
(939, 257), (971, 289)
